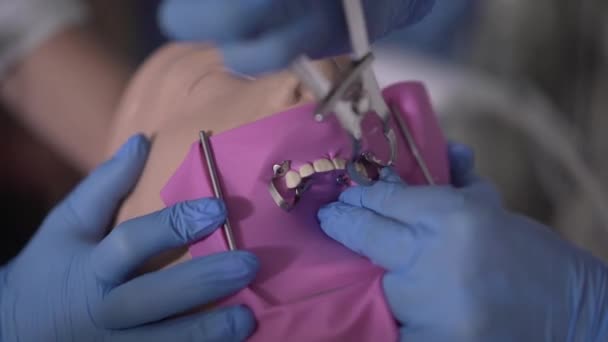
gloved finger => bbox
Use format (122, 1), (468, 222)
(448, 142), (476, 188)
(115, 306), (255, 342)
(318, 202), (423, 271)
(384, 273), (409, 325)
(98, 251), (259, 329)
(47, 134), (149, 239)
(339, 180), (457, 224)
(91, 198), (226, 285)
(461, 177), (503, 207)
(379, 167), (407, 185)
(159, 0), (272, 42)
(221, 11), (332, 75)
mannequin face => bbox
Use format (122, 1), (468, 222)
(106, 43), (343, 269)
(100, 44), (441, 342)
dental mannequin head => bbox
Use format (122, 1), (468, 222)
(105, 43), (448, 341)
(106, 43), (347, 265)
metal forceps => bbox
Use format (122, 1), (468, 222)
(291, 0), (434, 185)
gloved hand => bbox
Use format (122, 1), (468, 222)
(158, 0), (435, 74)
(318, 143), (608, 341)
(0, 135), (259, 342)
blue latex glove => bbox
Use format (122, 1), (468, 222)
(381, 0), (477, 58)
(158, 0), (435, 74)
(318, 144), (608, 341)
(0, 135), (259, 342)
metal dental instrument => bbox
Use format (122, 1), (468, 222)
(291, 0), (435, 185)
(199, 131), (238, 251)
(268, 160), (314, 211)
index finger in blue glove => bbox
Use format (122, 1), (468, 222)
(339, 180), (459, 225)
(318, 202), (424, 271)
(159, 0), (272, 42)
(90, 198), (226, 285)
(160, 0), (435, 74)
(46, 134), (149, 240)
(220, 11), (332, 75)
(98, 251), (258, 329)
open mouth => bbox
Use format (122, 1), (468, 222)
(268, 155), (384, 211)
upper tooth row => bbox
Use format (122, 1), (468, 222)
(285, 158), (347, 189)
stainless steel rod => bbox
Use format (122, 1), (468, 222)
(199, 131), (238, 251)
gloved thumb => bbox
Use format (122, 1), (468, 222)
(447, 142), (503, 206)
(379, 167), (407, 184)
(48, 134), (150, 240)
(448, 142), (476, 187)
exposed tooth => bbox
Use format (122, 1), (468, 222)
(299, 164), (315, 178)
(314, 159), (335, 173)
(285, 171), (302, 189)
(332, 158), (347, 170)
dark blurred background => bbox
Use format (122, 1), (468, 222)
(0, 0), (140, 263)
(3, 0), (608, 263)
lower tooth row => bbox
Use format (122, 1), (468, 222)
(286, 158), (348, 189)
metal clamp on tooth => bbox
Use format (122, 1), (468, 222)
(268, 161), (312, 211)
